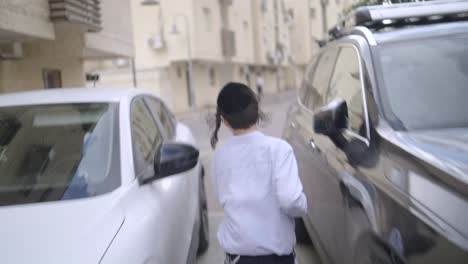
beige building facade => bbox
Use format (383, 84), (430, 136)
(88, 0), (299, 113)
(285, 0), (357, 89)
(0, 0), (134, 93)
(85, 0), (355, 113)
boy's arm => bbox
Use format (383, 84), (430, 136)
(274, 146), (308, 217)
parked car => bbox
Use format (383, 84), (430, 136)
(283, 1), (468, 264)
(0, 88), (209, 263)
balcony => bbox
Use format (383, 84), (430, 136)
(0, 1), (55, 41)
(49, 0), (102, 32)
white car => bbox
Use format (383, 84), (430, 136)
(0, 88), (209, 264)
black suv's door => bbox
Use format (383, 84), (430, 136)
(284, 46), (350, 262)
(313, 44), (374, 263)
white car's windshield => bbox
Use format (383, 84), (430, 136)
(0, 103), (120, 205)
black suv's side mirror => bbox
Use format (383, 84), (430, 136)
(140, 143), (199, 185)
(313, 98), (348, 136)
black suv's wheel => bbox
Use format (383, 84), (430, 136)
(295, 217), (312, 244)
(197, 170), (209, 255)
(354, 236), (404, 264)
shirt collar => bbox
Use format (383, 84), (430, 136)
(229, 130), (263, 143)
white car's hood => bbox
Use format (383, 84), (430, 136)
(0, 192), (124, 264)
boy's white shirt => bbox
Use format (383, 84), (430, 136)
(211, 131), (307, 256)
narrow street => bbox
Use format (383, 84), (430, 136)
(178, 90), (321, 264)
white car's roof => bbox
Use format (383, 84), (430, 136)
(0, 88), (153, 107)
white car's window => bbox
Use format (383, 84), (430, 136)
(131, 98), (163, 178)
(0, 103), (120, 205)
(145, 97), (176, 139)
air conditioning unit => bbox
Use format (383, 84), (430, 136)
(0, 42), (23, 60)
(113, 58), (130, 68)
(148, 34), (165, 50)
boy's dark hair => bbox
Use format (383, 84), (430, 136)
(210, 82), (265, 148)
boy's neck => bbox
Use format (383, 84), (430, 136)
(232, 126), (257, 136)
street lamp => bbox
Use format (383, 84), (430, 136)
(170, 14), (195, 109)
(140, 0), (195, 110)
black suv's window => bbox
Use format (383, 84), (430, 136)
(379, 34), (468, 130)
(328, 46), (366, 137)
(302, 48), (339, 110)
(145, 97), (176, 139)
(131, 98), (163, 178)
(299, 54), (319, 105)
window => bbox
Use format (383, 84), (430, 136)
(328, 47), (365, 136)
(131, 98), (163, 177)
(379, 35), (468, 130)
(299, 56), (319, 105)
(288, 9), (295, 20)
(302, 48), (338, 110)
(309, 8), (316, 19)
(209, 67), (216, 86)
(261, 0), (268, 12)
(203, 7), (212, 32)
(176, 66), (182, 79)
(145, 97), (176, 139)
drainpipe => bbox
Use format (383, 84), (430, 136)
(131, 58), (138, 88)
(321, 0), (328, 38)
(274, 0), (280, 92)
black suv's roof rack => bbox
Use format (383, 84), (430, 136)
(329, 0), (468, 39)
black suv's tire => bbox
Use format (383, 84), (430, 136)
(354, 242), (392, 264)
(353, 236), (404, 264)
(197, 174), (209, 255)
(295, 217), (312, 244)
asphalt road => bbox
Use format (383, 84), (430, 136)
(178, 90), (321, 264)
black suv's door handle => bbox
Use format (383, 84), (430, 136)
(309, 139), (317, 149)
(308, 138), (320, 152)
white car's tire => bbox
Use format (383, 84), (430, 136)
(197, 168), (209, 255)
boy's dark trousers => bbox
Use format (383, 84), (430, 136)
(225, 253), (295, 264)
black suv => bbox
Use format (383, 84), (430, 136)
(282, 1), (468, 263)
